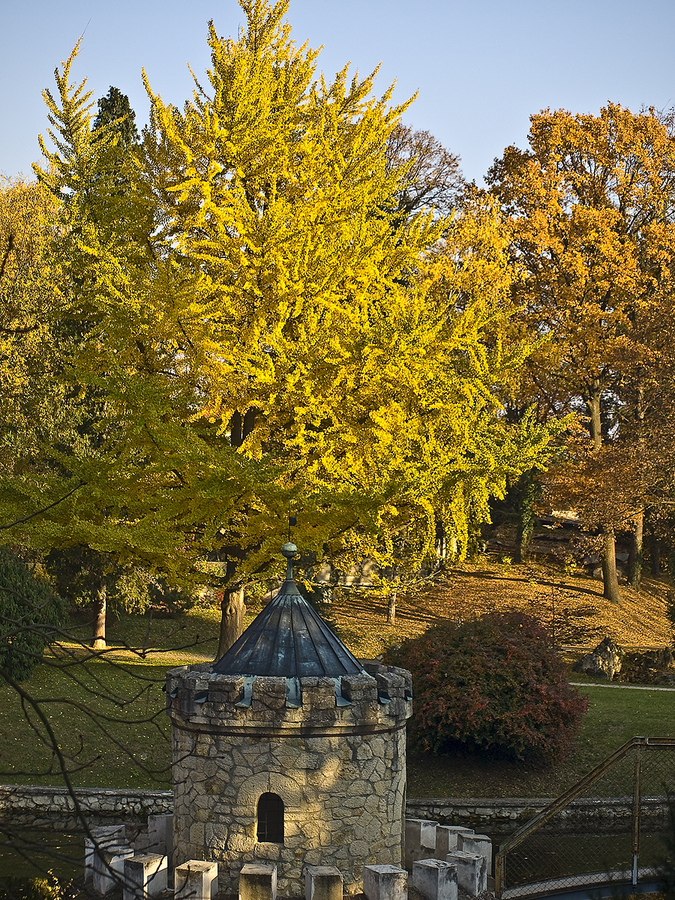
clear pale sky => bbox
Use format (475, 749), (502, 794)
(2, 0), (675, 185)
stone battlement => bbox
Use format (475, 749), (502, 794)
(166, 662), (412, 735)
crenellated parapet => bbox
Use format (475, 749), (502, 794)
(166, 661), (412, 736)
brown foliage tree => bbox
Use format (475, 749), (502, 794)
(489, 103), (675, 597)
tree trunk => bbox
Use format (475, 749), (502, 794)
(435, 521), (446, 561)
(587, 382), (603, 451)
(92, 584), (107, 650)
(216, 587), (246, 661)
(387, 591), (397, 625)
(627, 510), (644, 589)
(602, 527), (621, 603)
(229, 411), (243, 447)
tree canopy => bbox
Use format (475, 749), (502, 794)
(0, 0), (556, 651)
(489, 103), (675, 597)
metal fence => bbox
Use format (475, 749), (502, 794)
(495, 737), (675, 898)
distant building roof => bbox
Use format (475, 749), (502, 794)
(212, 542), (366, 679)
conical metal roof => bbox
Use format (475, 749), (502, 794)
(212, 543), (365, 679)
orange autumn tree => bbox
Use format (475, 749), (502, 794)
(489, 103), (675, 598)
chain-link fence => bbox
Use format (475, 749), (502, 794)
(495, 737), (675, 897)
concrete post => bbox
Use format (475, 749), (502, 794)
(404, 818), (437, 869)
(85, 826), (129, 884)
(239, 862), (278, 900)
(363, 864), (408, 900)
(445, 851), (487, 897)
(305, 866), (343, 900)
(175, 860), (219, 900)
(147, 814), (173, 856)
(435, 827), (473, 860)
(123, 854), (167, 900)
(92, 845), (134, 896)
(459, 834), (492, 874)
(412, 859), (457, 900)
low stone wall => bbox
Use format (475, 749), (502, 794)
(406, 796), (671, 834)
(0, 788), (669, 836)
(406, 798), (547, 832)
(0, 785), (172, 830)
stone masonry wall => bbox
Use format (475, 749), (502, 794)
(0, 785), (172, 830)
(3, 790), (667, 837)
(168, 661), (412, 897)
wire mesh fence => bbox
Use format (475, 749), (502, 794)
(495, 737), (675, 897)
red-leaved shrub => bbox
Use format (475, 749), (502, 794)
(385, 611), (587, 762)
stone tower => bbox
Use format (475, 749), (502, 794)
(167, 542), (413, 896)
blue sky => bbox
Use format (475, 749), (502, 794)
(2, 0), (675, 185)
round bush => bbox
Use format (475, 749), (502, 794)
(385, 611), (587, 762)
(0, 547), (66, 681)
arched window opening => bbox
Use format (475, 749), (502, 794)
(257, 792), (284, 843)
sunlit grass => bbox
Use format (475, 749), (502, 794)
(1, 557), (672, 794)
(408, 684), (675, 798)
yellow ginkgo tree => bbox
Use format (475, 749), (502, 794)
(7, 0), (554, 653)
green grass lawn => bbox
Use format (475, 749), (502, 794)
(0, 656), (171, 788)
(2, 605), (674, 797)
(407, 683), (675, 798)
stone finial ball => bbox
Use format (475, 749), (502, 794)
(281, 542), (298, 558)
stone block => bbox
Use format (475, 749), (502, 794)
(363, 864), (408, 900)
(175, 860), (218, 900)
(412, 859), (457, 900)
(435, 827), (473, 860)
(86, 824), (128, 881)
(458, 833), (492, 873)
(252, 677), (286, 709)
(123, 855), (167, 900)
(445, 851), (487, 897)
(375, 670), (405, 700)
(300, 678), (337, 710)
(305, 865), (343, 900)
(92, 844), (134, 896)
(239, 862), (278, 900)
(341, 673), (378, 702)
(404, 819), (437, 869)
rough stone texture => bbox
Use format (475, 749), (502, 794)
(573, 637), (624, 680)
(168, 661), (413, 896)
(4, 790), (668, 838)
(0, 785), (172, 830)
(405, 797), (674, 833)
(412, 859), (457, 900)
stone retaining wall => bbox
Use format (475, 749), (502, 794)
(406, 796), (671, 833)
(0, 785), (172, 830)
(0, 789), (668, 835)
